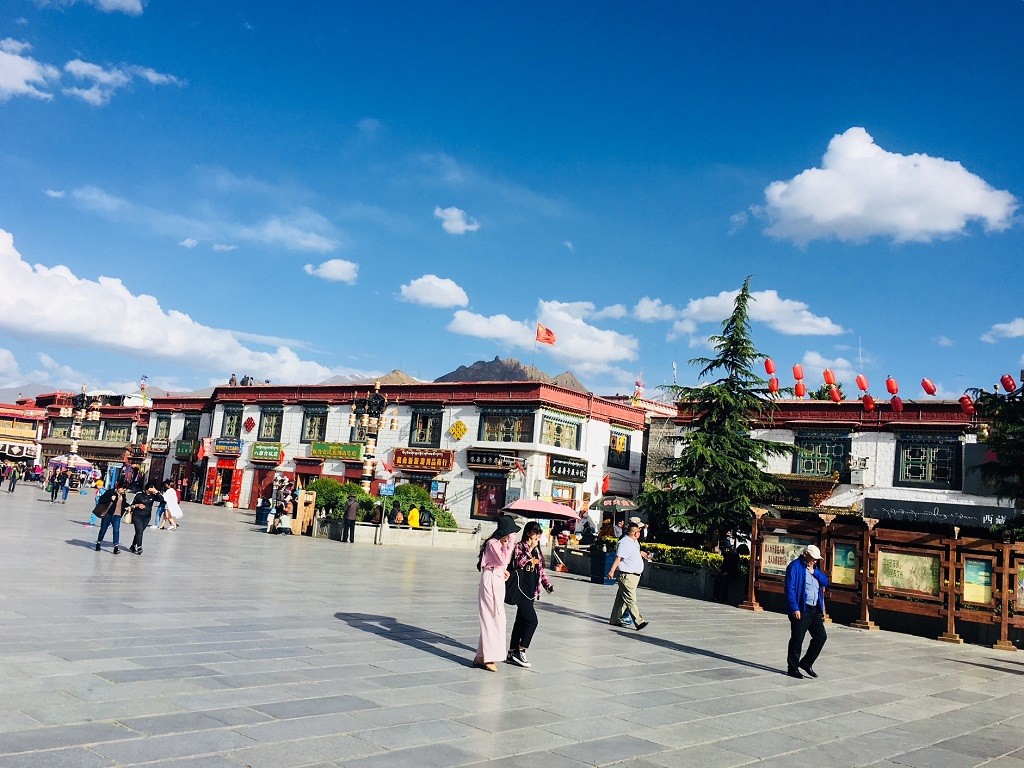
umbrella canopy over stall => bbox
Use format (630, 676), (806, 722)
(500, 498), (579, 521)
(47, 454), (94, 470)
(590, 495), (646, 525)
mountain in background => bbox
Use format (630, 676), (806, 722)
(434, 356), (589, 393)
(0, 383), (57, 404)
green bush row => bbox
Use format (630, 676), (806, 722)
(304, 477), (458, 529)
(597, 537), (749, 573)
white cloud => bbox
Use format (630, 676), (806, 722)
(728, 211), (749, 234)
(447, 300), (639, 378)
(178, 238), (198, 248)
(212, 243), (237, 252)
(670, 288), (845, 338)
(357, 117), (382, 134)
(801, 351), (856, 391)
(434, 205), (480, 235)
(0, 228), (362, 384)
(400, 275), (469, 308)
(981, 318), (1024, 344)
(44, 188), (65, 198)
(303, 259), (358, 284)
(762, 127), (1018, 245)
(0, 39), (60, 102)
(38, 0), (144, 15)
(68, 184), (342, 252)
(935, 335), (954, 348)
(562, 240), (574, 253)
(633, 297), (678, 322)
(592, 304), (628, 320)
(62, 59), (181, 106)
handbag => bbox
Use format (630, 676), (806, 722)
(91, 500), (111, 518)
(504, 546), (541, 605)
(122, 508), (133, 525)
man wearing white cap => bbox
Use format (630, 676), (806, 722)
(784, 544), (829, 679)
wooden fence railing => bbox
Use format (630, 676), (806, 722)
(741, 507), (1022, 650)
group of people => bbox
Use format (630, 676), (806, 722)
(472, 514), (831, 680)
(94, 480), (183, 554)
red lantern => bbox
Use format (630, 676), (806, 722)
(1000, 374), (1017, 393)
(823, 369), (836, 386)
(792, 364), (804, 381)
(828, 386), (841, 403)
(890, 396), (904, 413)
(959, 394), (975, 415)
(764, 358), (776, 375)
(855, 374), (869, 392)
(794, 381), (806, 398)
(921, 378), (937, 396)
(885, 377), (899, 395)
(862, 394), (876, 412)
(768, 377), (780, 393)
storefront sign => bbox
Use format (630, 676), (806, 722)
(0, 440), (36, 458)
(251, 442), (282, 462)
(309, 441), (363, 461)
(760, 534), (816, 577)
(213, 437), (242, 456)
(865, 497), (1017, 528)
(149, 438), (170, 454)
(831, 542), (858, 586)
(467, 449), (514, 469)
(393, 448), (454, 472)
(174, 440), (195, 460)
(964, 559), (993, 604)
(547, 455), (587, 482)
(876, 549), (941, 596)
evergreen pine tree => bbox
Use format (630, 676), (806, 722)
(968, 384), (1024, 516)
(643, 276), (794, 548)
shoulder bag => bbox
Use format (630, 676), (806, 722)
(504, 545), (541, 605)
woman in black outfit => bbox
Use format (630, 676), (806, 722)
(506, 521), (554, 668)
(128, 482), (162, 555)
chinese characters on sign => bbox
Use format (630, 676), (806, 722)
(466, 449), (515, 469)
(251, 442), (282, 462)
(547, 456), (587, 481)
(309, 442), (363, 461)
(876, 550), (941, 596)
(213, 437), (242, 456)
(760, 535), (816, 577)
(392, 448), (455, 472)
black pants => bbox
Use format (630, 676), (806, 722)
(130, 514), (151, 550)
(341, 519), (356, 542)
(509, 599), (538, 650)
(788, 603), (827, 672)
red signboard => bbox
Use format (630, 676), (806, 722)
(392, 448), (455, 472)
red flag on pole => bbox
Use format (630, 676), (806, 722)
(535, 323), (556, 345)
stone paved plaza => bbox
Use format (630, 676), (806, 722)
(1, 485), (1023, 768)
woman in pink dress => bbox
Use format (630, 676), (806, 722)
(473, 515), (520, 672)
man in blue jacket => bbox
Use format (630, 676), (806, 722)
(784, 544), (829, 679)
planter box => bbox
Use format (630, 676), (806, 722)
(551, 546), (592, 578)
(639, 561), (716, 601)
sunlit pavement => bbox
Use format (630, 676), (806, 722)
(1, 484), (1022, 768)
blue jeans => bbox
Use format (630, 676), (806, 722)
(61, 486), (70, 502)
(97, 515), (121, 546)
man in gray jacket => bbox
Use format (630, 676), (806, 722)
(342, 494), (359, 543)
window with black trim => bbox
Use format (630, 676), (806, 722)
(793, 431), (851, 479)
(301, 406), (328, 443)
(608, 431), (630, 469)
(479, 410), (535, 443)
(154, 416), (171, 440)
(50, 419), (72, 438)
(895, 432), (961, 490)
(540, 416), (580, 450)
(103, 421), (132, 443)
(183, 415), (202, 442)
(80, 423), (100, 440)
(136, 427), (148, 445)
(410, 408), (442, 448)
(258, 408), (282, 441)
(221, 407), (243, 438)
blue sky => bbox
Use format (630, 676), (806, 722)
(0, 1), (1021, 401)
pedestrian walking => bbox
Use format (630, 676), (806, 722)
(127, 482), (162, 555)
(607, 521), (651, 631)
(60, 470), (71, 504)
(94, 483), (129, 554)
(159, 480), (182, 529)
(341, 494), (359, 543)
(473, 514), (520, 673)
(505, 521), (554, 668)
(7, 464), (20, 492)
(785, 544), (829, 679)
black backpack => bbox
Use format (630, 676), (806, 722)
(419, 507), (432, 527)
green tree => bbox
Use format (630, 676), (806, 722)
(809, 382), (845, 401)
(968, 385), (1024, 516)
(643, 276), (794, 548)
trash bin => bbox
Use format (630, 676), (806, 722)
(591, 550), (616, 585)
(255, 506), (270, 526)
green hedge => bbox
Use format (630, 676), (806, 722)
(597, 536), (749, 574)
